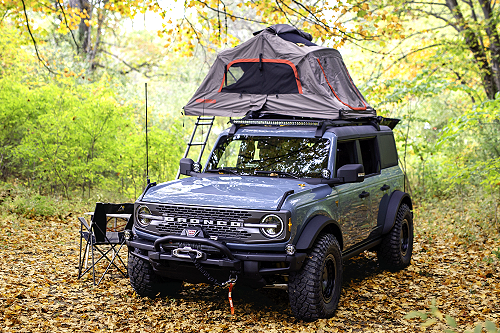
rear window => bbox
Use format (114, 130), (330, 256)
(378, 134), (398, 168)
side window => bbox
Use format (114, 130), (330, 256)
(358, 137), (379, 175)
(378, 134), (399, 169)
(335, 140), (357, 177)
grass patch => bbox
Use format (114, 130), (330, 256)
(0, 181), (132, 219)
(415, 193), (500, 244)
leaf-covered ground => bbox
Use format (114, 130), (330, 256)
(1, 204), (499, 332)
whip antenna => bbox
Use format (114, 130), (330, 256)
(145, 83), (150, 185)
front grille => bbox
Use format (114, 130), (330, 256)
(156, 205), (252, 221)
(155, 205), (252, 240)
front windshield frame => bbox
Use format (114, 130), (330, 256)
(206, 134), (331, 179)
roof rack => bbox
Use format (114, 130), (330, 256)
(229, 116), (400, 137)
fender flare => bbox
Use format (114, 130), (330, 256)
(381, 190), (413, 235)
(294, 215), (343, 251)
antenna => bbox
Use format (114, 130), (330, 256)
(145, 83), (150, 185)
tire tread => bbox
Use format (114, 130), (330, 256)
(377, 203), (413, 271)
(289, 234), (342, 321)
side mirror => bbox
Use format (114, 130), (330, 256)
(337, 164), (365, 183)
(180, 158), (202, 176)
(180, 158), (194, 176)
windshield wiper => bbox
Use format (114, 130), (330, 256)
(206, 168), (240, 175)
(254, 170), (300, 179)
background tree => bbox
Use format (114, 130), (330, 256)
(345, 0), (500, 101)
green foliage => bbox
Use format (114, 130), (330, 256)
(0, 26), (189, 200)
(0, 181), (82, 217)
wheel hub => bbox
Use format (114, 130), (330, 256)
(321, 254), (336, 303)
(400, 218), (409, 257)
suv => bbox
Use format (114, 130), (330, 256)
(125, 117), (413, 321)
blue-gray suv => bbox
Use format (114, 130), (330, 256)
(125, 117), (414, 321)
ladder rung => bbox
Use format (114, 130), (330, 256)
(199, 117), (215, 120)
(196, 122), (214, 126)
(189, 142), (206, 146)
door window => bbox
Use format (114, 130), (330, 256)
(335, 140), (357, 177)
(358, 138), (380, 175)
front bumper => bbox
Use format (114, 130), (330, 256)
(126, 235), (307, 279)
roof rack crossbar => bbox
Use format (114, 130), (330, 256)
(228, 116), (401, 136)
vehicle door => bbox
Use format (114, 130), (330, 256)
(356, 136), (385, 241)
(335, 140), (372, 248)
(371, 133), (403, 236)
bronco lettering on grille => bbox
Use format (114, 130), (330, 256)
(163, 216), (241, 227)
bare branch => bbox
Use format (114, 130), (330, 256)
(274, 0), (296, 27)
(366, 43), (444, 83)
(0, 8), (9, 24)
(195, 0), (264, 24)
(220, 0), (228, 47)
(395, 43), (444, 63)
(57, 2), (80, 53)
(101, 50), (159, 78)
(20, 0), (56, 74)
(404, 1), (448, 5)
(452, 69), (477, 103)
(288, 0), (350, 38)
(411, 7), (462, 32)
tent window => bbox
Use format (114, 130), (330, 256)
(316, 58), (367, 111)
(226, 66), (245, 86)
(219, 59), (302, 94)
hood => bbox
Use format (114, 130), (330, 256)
(139, 175), (316, 210)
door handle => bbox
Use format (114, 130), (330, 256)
(359, 191), (370, 198)
(380, 184), (390, 191)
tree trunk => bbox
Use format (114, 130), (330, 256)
(69, 0), (92, 54)
(477, 0), (500, 97)
(445, 0), (498, 98)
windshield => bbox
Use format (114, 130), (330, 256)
(206, 135), (330, 178)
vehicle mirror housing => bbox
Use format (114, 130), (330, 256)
(337, 164), (365, 183)
(179, 158), (195, 176)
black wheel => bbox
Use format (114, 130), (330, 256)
(128, 249), (182, 298)
(288, 234), (343, 321)
(377, 203), (413, 271)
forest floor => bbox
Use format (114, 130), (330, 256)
(0, 201), (499, 332)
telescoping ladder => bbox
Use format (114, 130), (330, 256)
(175, 116), (215, 179)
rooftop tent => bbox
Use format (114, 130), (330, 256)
(183, 24), (375, 120)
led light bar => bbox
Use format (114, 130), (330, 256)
(231, 119), (322, 126)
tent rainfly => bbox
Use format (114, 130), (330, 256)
(183, 24), (376, 120)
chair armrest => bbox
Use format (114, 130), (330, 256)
(78, 217), (91, 230)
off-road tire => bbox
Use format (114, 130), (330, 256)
(128, 249), (182, 298)
(288, 234), (343, 321)
(377, 203), (413, 271)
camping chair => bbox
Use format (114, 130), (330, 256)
(77, 203), (134, 286)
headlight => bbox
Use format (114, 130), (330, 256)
(259, 214), (284, 238)
(136, 205), (152, 227)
